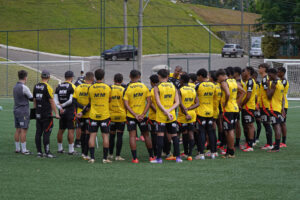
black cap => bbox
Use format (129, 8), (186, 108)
(65, 70), (74, 78)
(41, 70), (50, 78)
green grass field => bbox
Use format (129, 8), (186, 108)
(0, 98), (299, 200)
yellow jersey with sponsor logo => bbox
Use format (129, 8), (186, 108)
(73, 83), (91, 118)
(148, 88), (157, 121)
(260, 75), (270, 109)
(178, 85), (197, 123)
(123, 82), (150, 118)
(156, 82), (176, 123)
(109, 85), (126, 122)
(241, 78), (256, 110)
(88, 82), (111, 121)
(281, 79), (289, 109)
(256, 81), (261, 108)
(188, 82), (196, 88)
(196, 81), (215, 118)
(213, 82), (222, 119)
(270, 79), (284, 113)
(221, 79), (239, 113)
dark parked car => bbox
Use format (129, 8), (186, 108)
(102, 45), (138, 61)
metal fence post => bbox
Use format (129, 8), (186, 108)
(6, 31), (8, 96)
(208, 25), (211, 71)
(132, 27), (135, 69)
(167, 26), (170, 71)
(69, 29), (71, 70)
(248, 24), (251, 67)
(37, 30), (40, 83)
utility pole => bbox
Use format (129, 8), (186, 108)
(138, 0), (143, 75)
(240, 0), (244, 48)
(123, 0), (128, 45)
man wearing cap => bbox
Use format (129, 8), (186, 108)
(54, 71), (77, 155)
(33, 70), (60, 158)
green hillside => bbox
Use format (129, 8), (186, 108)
(0, 0), (224, 56)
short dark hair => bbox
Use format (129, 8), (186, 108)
(252, 70), (258, 78)
(150, 74), (159, 84)
(85, 72), (94, 81)
(130, 69), (140, 79)
(246, 67), (255, 76)
(180, 73), (190, 84)
(209, 70), (217, 82)
(268, 68), (277, 75)
(216, 69), (226, 78)
(114, 73), (123, 83)
(189, 73), (197, 83)
(234, 66), (242, 75)
(157, 69), (168, 78)
(259, 63), (269, 71)
(94, 69), (105, 80)
(278, 67), (286, 74)
(18, 70), (27, 80)
(225, 66), (234, 77)
(197, 68), (207, 78)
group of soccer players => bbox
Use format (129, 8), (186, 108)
(13, 62), (289, 164)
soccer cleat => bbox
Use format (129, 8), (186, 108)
(204, 150), (211, 157)
(37, 152), (43, 158)
(267, 148), (280, 153)
(74, 144), (81, 148)
(165, 155), (176, 161)
(261, 144), (273, 150)
(149, 157), (156, 162)
(139, 135), (145, 142)
(103, 159), (112, 164)
(187, 156), (193, 161)
(222, 154), (235, 159)
(151, 158), (163, 164)
(240, 143), (248, 150)
(57, 150), (65, 154)
(180, 153), (188, 159)
(115, 156), (125, 161)
(195, 154), (205, 160)
(21, 150), (32, 155)
(88, 159), (95, 163)
(280, 143), (287, 148)
(211, 153), (216, 159)
(161, 152), (166, 157)
(68, 151), (78, 155)
(243, 147), (254, 152)
(83, 155), (91, 160)
(107, 154), (114, 160)
(45, 153), (56, 158)
(176, 157), (183, 163)
(132, 158), (139, 163)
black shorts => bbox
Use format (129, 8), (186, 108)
(178, 122), (195, 132)
(78, 118), (89, 132)
(270, 111), (284, 125)
(156, 121), (178, 134)
(36, 118), (53, 134)
(254, 109), (261, 118)
(222, 112), (238, 131)
(196, 116), (213, 130)
(148, 119), (156, 132)
(126, 117), (148, 132)
(241, 109), (255, 124)
(59, 117), (76, 130)
(260, 108), (270, 123)
(284, 108), (288, 122)
(88, 118), (111, 133)
(236, 112), (241, 121)
(110, 122), (125, 132)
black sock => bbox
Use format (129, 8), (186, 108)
(90, 147), (95, 159)
(43, 133), (51, 154)
(282, 136), (286, 144)
(163, 135), (171, 155)
(84, 134), (90, 156)
(256, 120), (261, 139)
(264, 123), (273, 145)
(35, 131), (42, 153)
(131, 150), (137, 159)
(198, 127), (206, 154)
(248, 139), (253, 148)
(188, 139), (195, 156)
(80, 134), (86, 154)
(103, 147), (108, 159)
(147, 148), (154, 158)
(275, 139), (280, 150)
(109, 134), (116, 155)
(116, 132), (123, 156)
(182, 134), (189, 155)
(172, 136), (180, 157)
(157, 136), (164, 159)
(235, 138), (240, 146)
(151, 132), (157, 156)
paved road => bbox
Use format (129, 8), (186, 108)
(0, 46), (263, 87)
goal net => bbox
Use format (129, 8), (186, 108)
(0, 60), (90, 97)
(264, 59), (300, 100)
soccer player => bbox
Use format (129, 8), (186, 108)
(233, 66), (243, 147)
(13, 70), (33, 155)
(216, 69), (245, 158)
(123, 70), (155, 163)
(108, 73), (127, 161)
(78, 69), (111, 163)
(189, 73), (197, 88)
(278, 67), (289, 147)
(258, 63), (273, 150)
(266, 68), (285, 152)
(252, 71), (262, 144)
(178, 74), (199, 161)
(151, 69), (181, 164)
(55, 71), (77, 155)
(33, 70), (60, 158)
(195, 69), (216, 160)
(240, 67), (257, 152)
(75, 70), (85, 86)
(148, 74), (160, 157)
(168, 66), (182, 89)
(73, 72), (94, 160)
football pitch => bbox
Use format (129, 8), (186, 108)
(0, 98), (299, 200)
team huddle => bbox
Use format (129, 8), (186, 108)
(13, 63), (289, 164)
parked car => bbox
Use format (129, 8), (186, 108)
(250, 43), (264, 58)
(222, 44), (244, 58)
(102, 45), (138, 61)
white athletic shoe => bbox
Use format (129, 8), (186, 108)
(204, 151), (211, 157)
(115, 156), (125, 161)
(88, 159), (95, 163)
(108, 154), (114, 160)
(211, 153), (216, 159)
(103, 159), (112, 164)
(195, 154), (205, 160)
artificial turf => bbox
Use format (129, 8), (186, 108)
(0, 98), (299, 200)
